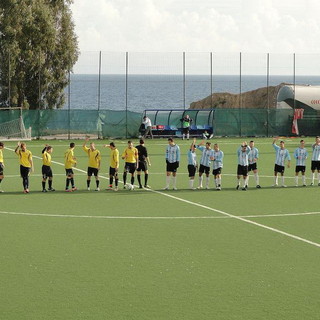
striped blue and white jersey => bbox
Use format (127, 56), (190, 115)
(248, 147), (259, 164)
(212, 150), (224, 169)
(196, 146), (214, 167)
(166, 144), (180, 163)
(237, 146), (251, 166)
(294, 147), (308, 166)
(311, 144), (320, 161)
(273, 144), (291, 166)
(187, 150), (197, 166)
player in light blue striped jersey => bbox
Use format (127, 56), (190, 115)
(247, 141), (261, 188)
(236, 142), (251, 190)
(294, 140), (308, 187)
(196, 141), (214, 189)
(164, 138), (180, 190)
(272, 138), (291, 187)
(212, 143), (224, 190)
(187, 139), (197, 190)
(310, 136), (320, 186)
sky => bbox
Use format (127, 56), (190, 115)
(70, 0), (320, 75)
(71, 0), (320, 53)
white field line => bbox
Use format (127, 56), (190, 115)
(5, 147), (320, 249)
(1, 210), (320, 220)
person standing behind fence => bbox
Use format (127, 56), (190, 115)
(64, 142), (77, 192)
(272, 138), (291, 187)
(236, 142), (251, 191)
(212, 143), (224, 191)
(247, 140), (261, 188)
(187, 138), (197, 190)
(41, 145), (55, 192)
(15, 142), (34, 193)
(310, 136), (320, 186)
(180, 114), (192, 140)
(196, 141), (214, 189)
(136, 139), (151, 189)
(0, 142), (5, 192)
(164, 138), (180, 190)
(83, 138), (101, 191)
(294, 140), (308, 187)
(142, 116), (153, 139)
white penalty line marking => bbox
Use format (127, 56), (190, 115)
(6, 147), (320, 249)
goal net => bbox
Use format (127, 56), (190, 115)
(0, 113), (32, 140)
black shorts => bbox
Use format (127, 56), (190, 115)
(237, 165), (248, 176)
(295, 165), (306, 173)
(42, 165), (53, 179)
(87, 167), (99, 177)
(137, 161), (148, 172)
(20, 165), (31, 178)
(188, 165), (197, 177)
(199, 164), (210, 175)
(182, 127), (190, 134)
(65, 168), (74, 176)
(0, 162), (4, 175)
(109, 167), (118, 177)
(166, 161), (179, 173)
(212, 167), (222, 176)
(124, 162), (136, 174)
(311, 161), (320, 171)
(248, 163), (257, 172)
(274, 164), (285, 173)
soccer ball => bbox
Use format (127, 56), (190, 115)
(125, 183), (134, 191)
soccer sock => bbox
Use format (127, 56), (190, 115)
(0, 179), (2, 184)
(87, 180), (90, 188)
(48, 180), (52, 189)
(145, 174), (148, 186)
(187, 133), (189, 140)
(131, 176), (134, 185)
(311, 172), (315, 184)
(318, 172), (320, 183)
(42, 181), (46, 190)
(123, 172), (127, 185)
(110, 176), (113, 186)
(96, 180), (100, 188)
(189, 179), (194, 189)
(115, 178), (118, 187)
(302, 175), (306, 185)
(172, 176), (177, 188)
(281, 176), (285, 185)
(25, 177), (29, 189)
(218, 177), (221, 186)
(294, 176), (299, 186)
(137, 175), (142, 187)
(66, 178), (70, 189)
(215, 178), (218, 187)
(243, 177), (248, 188)
(237, 178), (240, 186)
(199, 176), (203, 187)
(166, 175), (171, 187)
(274, 176), (278, 185)
(254, 172), (259, 185)
(206, 176), (210, 188)
(70, 178), (75, 188)
(182, 134), (185, 140)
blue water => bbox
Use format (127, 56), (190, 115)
(65, 75), (320, 112)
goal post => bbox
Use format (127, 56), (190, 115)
(0, 108), (32, 140)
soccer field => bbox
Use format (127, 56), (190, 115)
(1, 137), (320, 320)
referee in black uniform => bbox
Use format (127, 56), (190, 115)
(136, 139), (151, 188)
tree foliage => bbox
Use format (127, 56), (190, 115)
(0, 0), (79, 109)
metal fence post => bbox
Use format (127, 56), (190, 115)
(183, 52), (186, 110)
(125, 52), (128, 138)
(68, 71), (71, 140)
(239, 52), (242, 137)
(267, 53), (270, 137)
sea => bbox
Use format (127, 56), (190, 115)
(65, 75), (320, 112)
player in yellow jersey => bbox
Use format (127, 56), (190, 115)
(104, 142), (119, 191)
(15, 142), (34, 193)
(41, 145), (55, 192)
(121, 140), (138, 188)
(0, 142), (5, 192)
(64, 142), (77, 192)
(83, 138), (101, 191)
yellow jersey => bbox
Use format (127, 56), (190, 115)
(122, 147), (138, 164)
(110, 148), (119, 169)
(64, 148), (76, 169)
(83, 146), (101, 169)
(42, 151), (51, 166)
(16, 149), (32, 168)
(0, 149), (3, 164)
